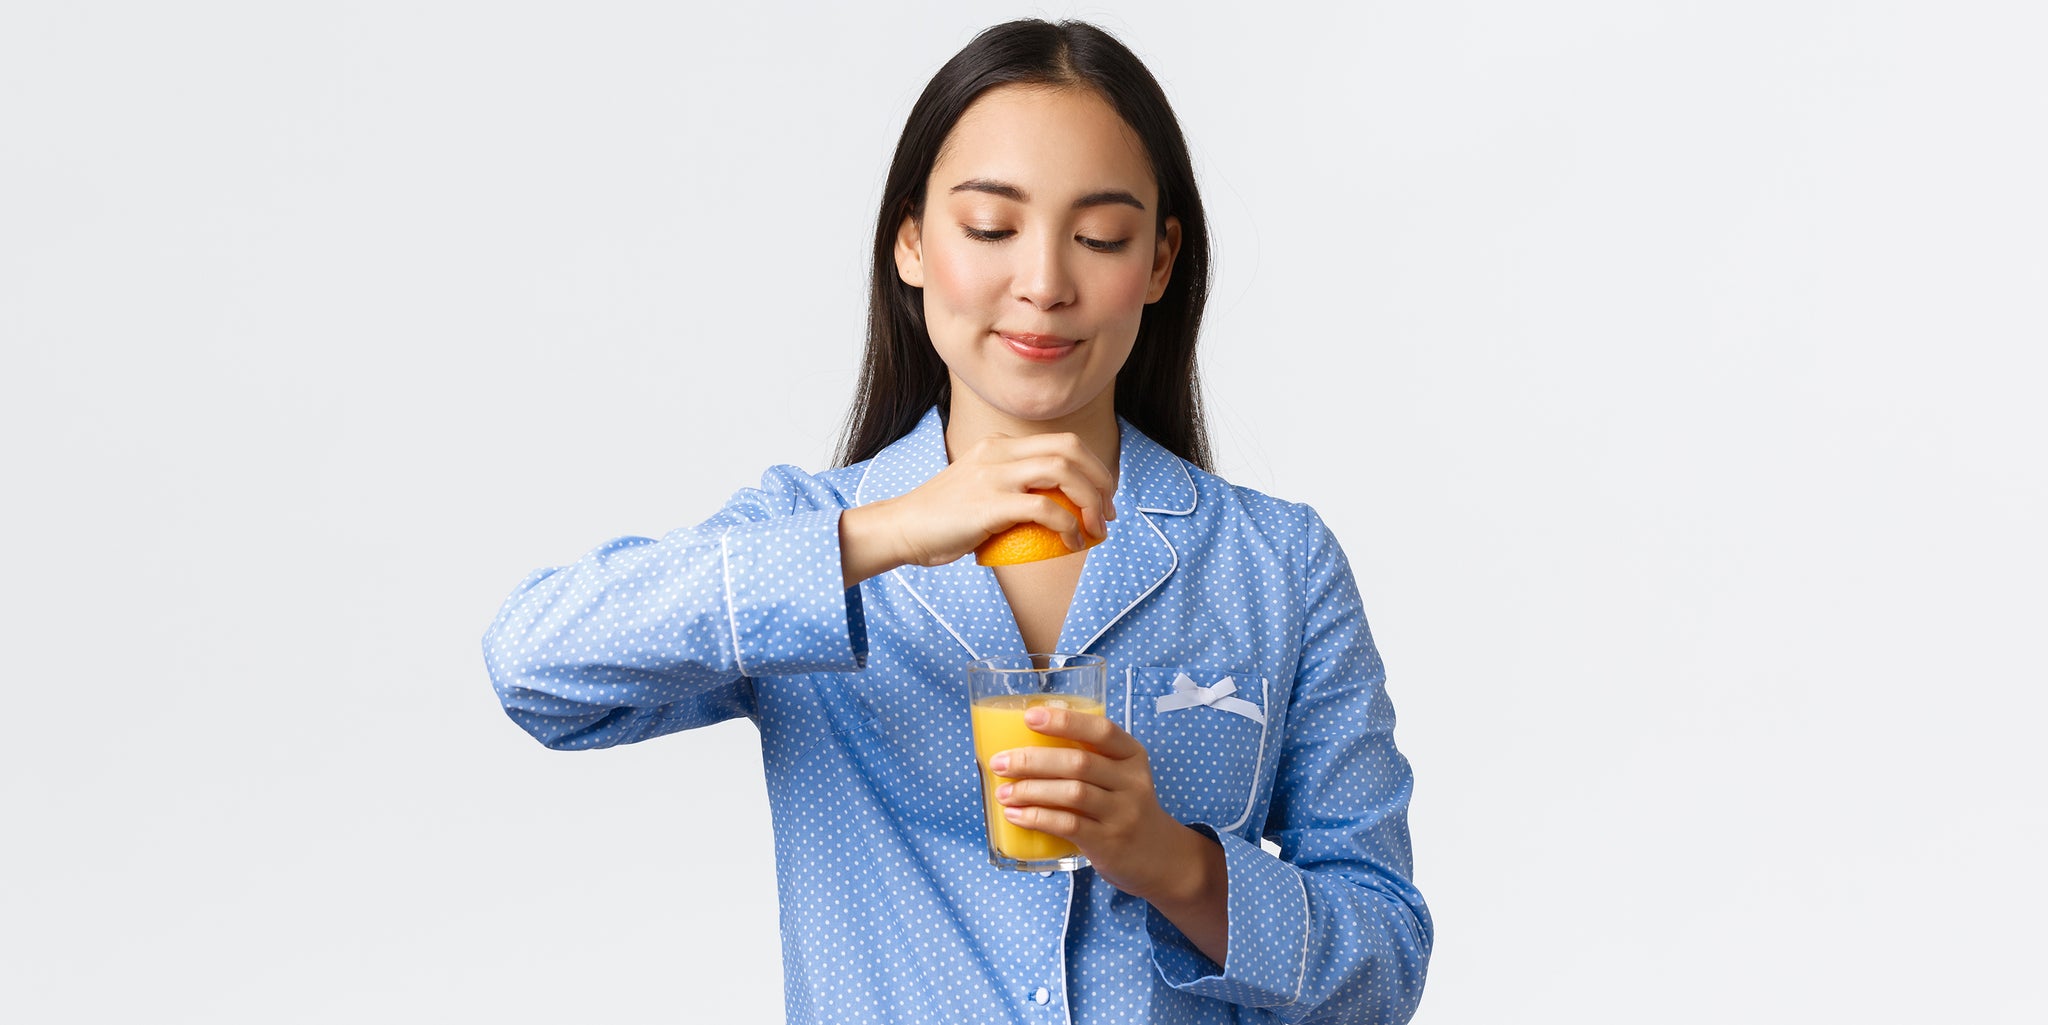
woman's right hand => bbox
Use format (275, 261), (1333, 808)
(839, 432), (1118, 587)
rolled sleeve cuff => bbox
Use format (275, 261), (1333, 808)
(720, 508), (868, 676)
(1146, 825), (1311, 1009)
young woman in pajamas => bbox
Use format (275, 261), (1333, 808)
(482, 19), (1432, 1025)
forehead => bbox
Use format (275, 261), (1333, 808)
(931, 84), (1156, 204)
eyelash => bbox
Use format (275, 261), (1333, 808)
(961, 227), (1130, 254)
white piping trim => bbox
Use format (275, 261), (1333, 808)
(1138, 461), (1196, 516)
(719, 528), (749, 677)
(1124, 666), (1133, 730)
(852, 448), (877, 505)
(1075, 510), (1177, 654)
(1117, 415), (1197, 516)
(1290, 868), (1312, 1003)
(1056, 871), (1075, 1025)
(1131, 456), (1199, 515)
(890, 566), (978, 660)
(853, 420), (993, 658)
(1220, 675), (1270, 833)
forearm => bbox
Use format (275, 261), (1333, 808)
(487, 502), (867, 748)
(1140, 822), (1231, 966)
(839, 498), (909, 588)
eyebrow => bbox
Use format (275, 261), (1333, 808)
(949, 178), (1146, 212)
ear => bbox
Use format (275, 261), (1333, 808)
(1145, 215), (1182, 304)
(893, 212), (926, 288)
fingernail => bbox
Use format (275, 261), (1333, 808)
(1023, 708), (1048, 727)
(1003, 807), (1024, 822)
(996, 783), (1012, 801)
(990, 753), (1009, 773)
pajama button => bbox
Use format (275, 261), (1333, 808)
(1031, 987), (1050, 1005)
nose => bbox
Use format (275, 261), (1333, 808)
(1012, 232), (1076, 312)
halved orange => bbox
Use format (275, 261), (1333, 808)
(974, 488), (1105, 566)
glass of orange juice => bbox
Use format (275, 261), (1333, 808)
(967, 653), (1108, 872)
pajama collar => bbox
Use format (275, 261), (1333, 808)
(852, 406), (1199, 659)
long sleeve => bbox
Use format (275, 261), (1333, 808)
(480, 464), (869, 751)
(1146, 508), (1433, 1023)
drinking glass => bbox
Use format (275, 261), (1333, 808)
(966, 653), (1108, 872)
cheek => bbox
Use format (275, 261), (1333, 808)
(922, 239), (1003, 312)
(1091, 260), (1155, 315)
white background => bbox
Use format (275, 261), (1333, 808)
(4, 1), (2043, 1021)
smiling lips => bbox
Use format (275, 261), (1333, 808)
(999, 331), (1081, 362)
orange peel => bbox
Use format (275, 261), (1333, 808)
(974, 489), (1104, 566)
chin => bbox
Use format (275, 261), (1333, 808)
(959, 375), (1101, 424)
(994, 392), (1090, 424)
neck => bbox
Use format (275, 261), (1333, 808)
(942, 382), (1122, 484)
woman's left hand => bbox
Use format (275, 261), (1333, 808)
(990, 704), (1216, 905)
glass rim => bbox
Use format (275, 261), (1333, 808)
(965, 652), (1106, 674)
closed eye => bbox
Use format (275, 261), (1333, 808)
(962, 225), (1131, 254)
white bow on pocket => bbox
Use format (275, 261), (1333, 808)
(1154, 673), (1267, 724)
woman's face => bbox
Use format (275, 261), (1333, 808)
(895, 84), (1181, 425)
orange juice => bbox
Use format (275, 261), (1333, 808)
(970, 692), (1107, 862)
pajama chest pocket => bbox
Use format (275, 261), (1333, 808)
(1125, 667), (1270, 832)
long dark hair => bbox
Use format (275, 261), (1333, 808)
(834, 19), (1213, 471)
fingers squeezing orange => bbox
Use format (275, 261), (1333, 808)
(975, 489), (1104, 566)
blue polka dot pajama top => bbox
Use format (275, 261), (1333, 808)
(481, 407), (1434, 1024)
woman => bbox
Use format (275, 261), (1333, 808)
(482, 19), (1432, 1024)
